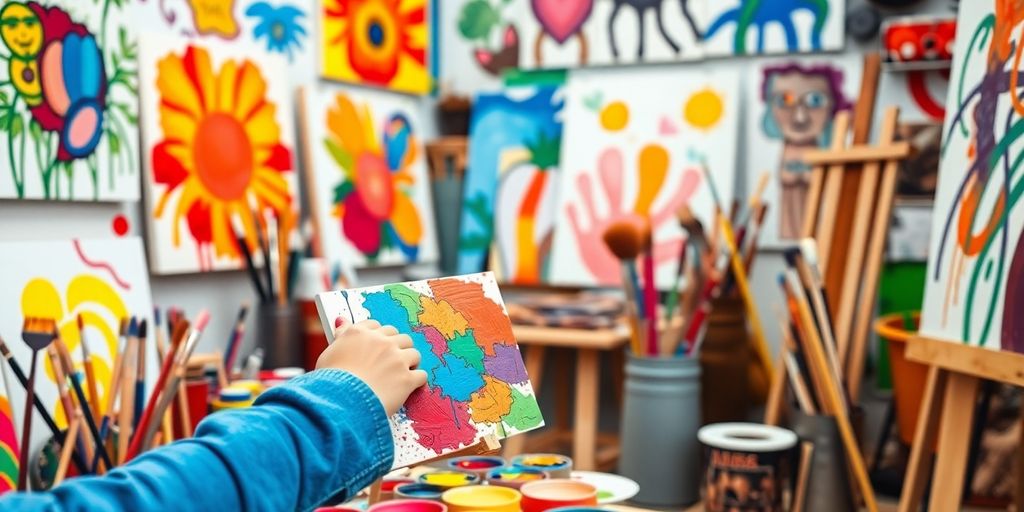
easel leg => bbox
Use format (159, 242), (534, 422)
(898, 365), (947, 512)
(574, 349), (600, 470)
(504, 345), (546, 458)
(930, 372), (979, 511)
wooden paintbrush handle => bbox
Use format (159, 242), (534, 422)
(18, 350), (38, 491)
(53, 413), (82, 486)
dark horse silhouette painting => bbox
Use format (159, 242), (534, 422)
(608, 0), (700, 59)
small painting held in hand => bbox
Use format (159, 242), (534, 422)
(0, 0), (138, 201)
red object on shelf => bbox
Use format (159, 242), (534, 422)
(882, 17), (956, 65)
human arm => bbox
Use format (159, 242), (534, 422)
(0, 320), (426, 512)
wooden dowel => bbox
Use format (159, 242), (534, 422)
(53, 413), (82, 486)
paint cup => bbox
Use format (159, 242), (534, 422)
(211, 385), (255, 411)
(512, 454), (573, 479)
(442, 485), (521, 512)
(487, 467), (548, 490)
(447, 456), (505, 478)
(418, 470), (480, 489)
(257, 302), (303, 369)
(546, 508), (606, 512)
(520, 480), (598, 512)
(618, 354), (702, 506)
(368, 499), (448, 512)
(395, 483), (445, 501)
(381, 478), (416, 501)
(698, 422), (799, 512)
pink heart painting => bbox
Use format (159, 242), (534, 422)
(531, 0), (594, 44)
(659, 116), (679, 135)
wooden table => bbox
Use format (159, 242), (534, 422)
(503, 323), (631, 471)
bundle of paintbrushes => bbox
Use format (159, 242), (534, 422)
(601, 168), (773, 363)
(230, 208), (310, 306)
(0, 309), (211, 489)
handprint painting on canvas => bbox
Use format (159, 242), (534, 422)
(550, 68), (739, 288)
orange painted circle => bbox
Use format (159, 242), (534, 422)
(193, 113), (253, 200)
(355, 153), (394, 220)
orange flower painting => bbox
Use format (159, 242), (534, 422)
(141, 40), (297, 274)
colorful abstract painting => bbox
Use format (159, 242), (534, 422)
(516, 0), (703, 69)
(320, 0), (431, 94)
(135, 0), (315, 87)
(0, 0), (139, 201)
(439, 0), (523, 95)
(301, 84), (438, 270)
(0, 381), (17, 494)
(549, 67), (739, 288)
(314, 272), (544, 468)
(742, 54), (861, 247)
(920, 1), (1024, 354)
(700, 0), (845, 57)
(139, 36), (299, 274)
(457, 84), (564, 282)
(0, 237), (155, 448)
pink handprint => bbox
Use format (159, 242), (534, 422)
(567, 144), (701, 285)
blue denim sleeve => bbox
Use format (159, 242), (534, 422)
(0, 369), (395, 512)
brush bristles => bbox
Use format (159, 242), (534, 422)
(602, 221), (644, 261)
(800, 238), (821, 268)
(24, 317), (56, 333)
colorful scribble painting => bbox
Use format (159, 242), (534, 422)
(135, 0), (315, 86)
(301, 84), (438, 270)
(517, 0), (703, 69)
(139, 35), (299, 274)
(700, 0), (844, 57)
(0, 238), (155, 455)
(549, 67), (739, 288)
(320, 0), (431, 94)
(742, 55), (860, 247)
(0, 0), (138, 201)
(457, 84), (563, 282)
(920, 2), (1024, 354)
(314, 272), (544, 469)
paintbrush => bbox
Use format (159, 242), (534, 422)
(741, 203), (769, 273)
(125, 320), (190, 460)
(46, 344), (88, 464)
(602, 220), (645, 355)
(52, 410), (82, 486)
(94, 318), (130, 472)
(134, 320), (148, 430)
(252, 208), (275, 302)
(152, 309), (174, 445)
(265, 211), (283, 305)
(786, 247), (844, 385)
(223, 304), (249, 373)
(776, 310), (817, 414)
(639, 222), (659, 356)
(0, 336), (89, 476)
(231, 216), (268, 303)
(134, 311), (210, 458)
(662, 208), (694, 344)
(286, 228), (303, 299)
(76, 315), (101, 421)
(53, 336), (112, 472)
(18, 317), (57, 489)
(117, 318), (140, 464)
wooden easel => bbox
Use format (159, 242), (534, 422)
(366, 434), (501, 505)
(898, 337), (1024, 511)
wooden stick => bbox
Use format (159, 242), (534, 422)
(792, 441), (815, 512)
(801, 142), (909, 165)
(53, 412), (82, 486)
(811, 111), (851, 274)
(118, 330), (138, 465)
(764, 341), (789, 426)
(834, 108), (898, 373)
(897, 365), (946, 512)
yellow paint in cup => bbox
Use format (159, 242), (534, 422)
(419, 471), (479, 489)
(442, 485), (521, 512)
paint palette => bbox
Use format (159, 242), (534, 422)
(570, 471), (640, 504)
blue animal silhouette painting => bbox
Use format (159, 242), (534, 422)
(704, 0), (831, 54)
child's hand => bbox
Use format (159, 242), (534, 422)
(317, 320), (428, 415)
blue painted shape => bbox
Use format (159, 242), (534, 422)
(456, 84), (564, 274)
(432, 352), (485, 402)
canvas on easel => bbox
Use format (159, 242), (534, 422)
(898, 2), (1024, 510)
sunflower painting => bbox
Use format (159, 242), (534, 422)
(139, 37), (299, 274)
(301, 85), (437, 269)
(321, 0), (431, 94)
(0, 0), (138, 201)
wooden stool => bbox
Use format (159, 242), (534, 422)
(502, 324), (630, 471)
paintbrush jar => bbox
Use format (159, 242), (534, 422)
(700, 297), (764, 424)
(257, 302), (303, 369)
(788, 411), (855, 512)
(618, 354), (701, 506)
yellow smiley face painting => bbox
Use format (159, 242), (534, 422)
(0, 2), (42, 105)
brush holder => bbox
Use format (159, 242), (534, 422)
(618, 354), (702, 507)
(257, 302), (303, 369)
(788, 411), (856, 512)
(700, 297), (762, 424)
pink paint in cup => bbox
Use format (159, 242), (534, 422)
(368, 499), (447, 512)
